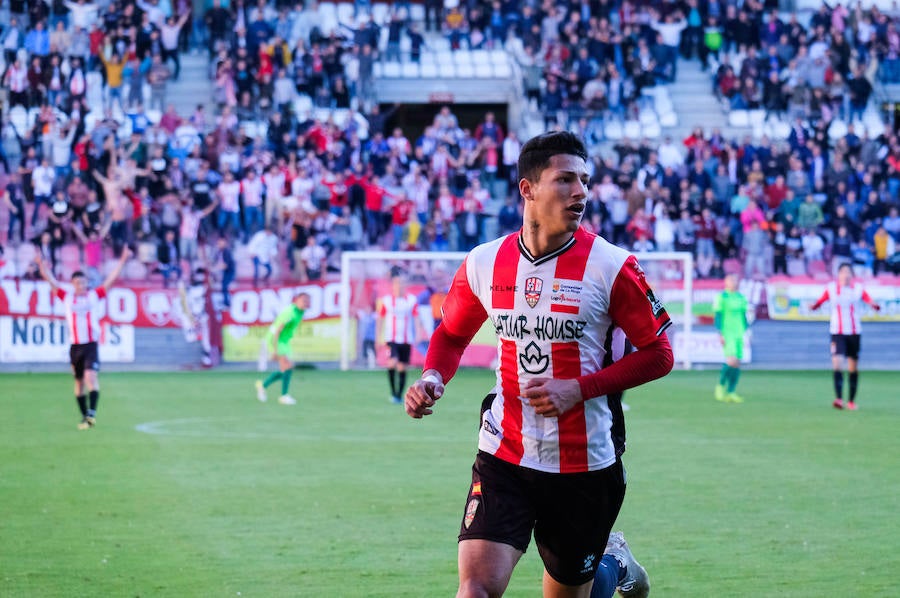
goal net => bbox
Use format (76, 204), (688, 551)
(339, 250), (693, 371)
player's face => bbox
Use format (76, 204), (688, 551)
(838, 267), (852, 285)
(521, 154), (588, 236)
(724, 274), (738, 292)
(72, 276), (88, 294)
(295, 295), (310, 310)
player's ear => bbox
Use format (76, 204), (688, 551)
(519, 178), (534, 202)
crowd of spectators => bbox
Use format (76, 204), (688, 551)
(0, 0), (899, 302)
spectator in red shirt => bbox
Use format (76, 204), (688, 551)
(390, 193), (413, 251)
(764, 175), (789, 211)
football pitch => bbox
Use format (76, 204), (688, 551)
(1, 369), (898, 597)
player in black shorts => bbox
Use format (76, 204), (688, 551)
(37, 248), (130, 429)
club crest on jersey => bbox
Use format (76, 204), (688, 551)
(524, 277), (543, 308)
(464, 498), (480, 529)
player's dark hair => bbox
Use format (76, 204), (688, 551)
(72, 270), (86, 280)
(517, 131), (588, 183)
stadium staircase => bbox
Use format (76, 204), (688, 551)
(165, 52), (216, 117)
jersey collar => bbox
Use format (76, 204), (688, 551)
(517, 231), (577, 266)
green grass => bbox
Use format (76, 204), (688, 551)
(1, 369), (899, 597)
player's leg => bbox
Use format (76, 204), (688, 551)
(83, 368), (100, 427)
(70, 345), (89, 426)
(278, 355), (296, 405)
(457, 540), (522, 598)
(831, 335), (845, 409)
(591, 532), (650, 598)
(847, 354), (860, 410)
(393, 344), (411, 404)
(725, 352), (743, 403)
(715, 357), (729, 401)
(386, 344), (399, 402)
(536, 460), (628, 598)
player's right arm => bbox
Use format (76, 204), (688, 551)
(810, 288), (829, 311)
(34, 252), (60, 294)
(406, 258), (487, 419)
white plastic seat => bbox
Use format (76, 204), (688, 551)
(492, 62), (512, 78)
(748, 109), (766, 127)
(456, 63), (475, 78)
(401, 62), (419, 77)
(420, 62), (438, 77)
(728, 110), (749, 127)
(381, 62), (400, 77)
(474, 63), (493, 78)
(659, 112), (678, 128)
(438, 62), (457, 78)
(624, 120), (641, 138)
(642, 122), (662, 139)
(604, 121), (624, 140)
(453, 50), (472, 64)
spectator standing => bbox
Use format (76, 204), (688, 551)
(248, 225), (279, 286)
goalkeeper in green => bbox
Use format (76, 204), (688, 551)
(256, 293), (310, 405)
(714, 274), (749, 403)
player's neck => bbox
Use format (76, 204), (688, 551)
(520, 226), (574, 260)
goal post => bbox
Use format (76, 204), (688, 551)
(339, 250), (694, 371)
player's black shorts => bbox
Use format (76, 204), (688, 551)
(831, 334), (861, 359)
(459, 450), (626, 586)
(387, 342), (411, 364)
(70, 342), (100, 379)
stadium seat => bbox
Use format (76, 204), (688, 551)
(335, 3), (354, 26)
(409, 3), (425, 21)
(453, 50), (472, 65)
(145, 109), (161, 125)
(401, 62), (420, 78)
(381, 62), (401, 77)
(470, 50), (490, 65)
(373, 62), (383, 77)
(474, 63), (493, 78)
(728, 110), (750, 127)
(241, 121), (259, 139)
(294, 95), (314, 119)
(642, 122), (662, 139)
(604, 121), (623, 140)
(639, 110), (658, 126)
(372, 3), (389, 23)
(659, 112), (678, 128)
(748, 110), (766, 127)
(828, 119), (848, 140)
(419, 52), (437, 64)
(430, 37), (451, 52)
(420, 62), (438, 78)
(8, 106), (27, 136)
(438, 62), (456, 78)
(624, 120), (641, 138)
(767, 119), (791, 140)
(493, 62), (513, 78)
(456, 63), (475, 78)
(436, 50), (455, 66)
(489, 49), (508, 65)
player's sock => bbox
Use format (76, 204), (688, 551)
(719, 364), (730, 386)
(833, 370), (844, 399)
(281, 368), (293, 396)
(727, 367), (741, 393)
(388, 368), (397, 397)
(397, 371), (407, 397)
(590, 554), (622, 598)
(88, 391), (99, 416)
(263, 370), (282, 388)
(76, 395), (87, 417)
(849, 372), (859, 402)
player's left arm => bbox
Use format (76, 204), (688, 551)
(528, 256), (675, 418)
(100, 246), (132, 292)
(861, 290), (881, 311)
(34, 252), (60, 293)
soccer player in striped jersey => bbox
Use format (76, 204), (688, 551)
(810, 263), (881, 410)
(36, 247), (131, 430)
(256, 293), (310, 405)
(406, 132), (672, 598)
(377, 270), (424, 404)
(713, 274), (749, 403)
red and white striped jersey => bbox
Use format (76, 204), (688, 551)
(440, 228), (671, 474)
(378, 293), (419, 344)
(814, 282), (874, 335)
(56, 286), (107, 345)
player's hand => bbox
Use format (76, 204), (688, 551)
(521, 378), (583, 418)
(719, 335), (725, 346)
(872, 304), (882, 312)
(405, 373), (444, 419)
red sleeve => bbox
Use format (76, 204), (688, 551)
(55, 287), (66, 300)
(861, 290), (874, 305)
(577, 335), (673, 400)
(811, 289), (829, 310)
(607, 255), (672, 348)
(377, 299), (386, 318)
(423, 258), (487, 382)
(95, 286), (107, 300)
(575, 255), (674, 399)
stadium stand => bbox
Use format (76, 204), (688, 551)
(0, 0), (899, 290)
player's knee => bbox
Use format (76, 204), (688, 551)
(456, 577), (505, 598)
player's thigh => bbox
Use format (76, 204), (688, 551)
(534, 459), (626, 587)
(395, 343), (412, 365)
(458, 452), (535, 552)
(457, 539), (522, 596)
(277, 355), (293, 371)
(846, 335), (861, 361)
(69, 344), (85, 380)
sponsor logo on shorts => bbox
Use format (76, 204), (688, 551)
(464, 498), (479, 529)
(581, 553), (597, 574)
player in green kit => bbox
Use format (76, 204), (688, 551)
(256, 293), (310, 405)
(714, 274), (749, 403)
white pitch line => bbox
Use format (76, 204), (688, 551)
(134, 416), (464, 442)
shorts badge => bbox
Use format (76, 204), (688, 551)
(464, 498), (480, 529)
